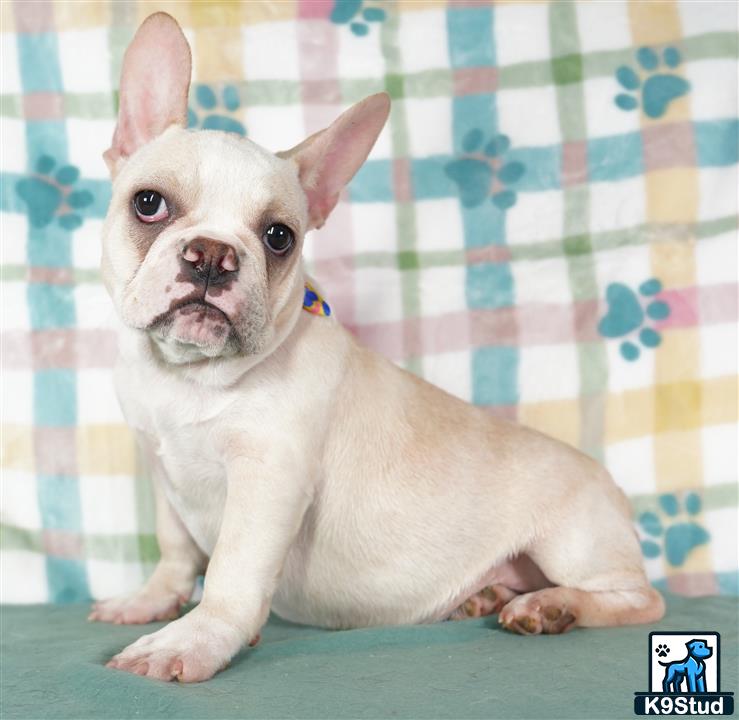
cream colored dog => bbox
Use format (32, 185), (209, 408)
(91, 13), (664, 682)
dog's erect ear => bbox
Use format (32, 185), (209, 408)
(277, 93), (390, 229)
(104, 12), (191, 173)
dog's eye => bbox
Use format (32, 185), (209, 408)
(134, 190), (169, 223)
(263, 223), (294, 255)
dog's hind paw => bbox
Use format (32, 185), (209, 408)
(498, 591), (577, 635)
(88, 592), (187, 625)
(449, 584), (519, 620)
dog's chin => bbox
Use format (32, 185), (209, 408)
(150, 302), (240, 364)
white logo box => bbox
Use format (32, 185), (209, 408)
(649, 632), (720, 694)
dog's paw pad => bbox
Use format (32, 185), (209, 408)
(499, 590), (578, 635)
(541, 606), (576, 633)
(449, 584), (518, 620)
(511, 615), (541, 635)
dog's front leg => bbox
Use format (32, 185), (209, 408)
(90, 433), (207, 624)
(106, 453), (313, 682)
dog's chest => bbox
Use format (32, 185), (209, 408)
(156, 427), (227, 556)
(116, 364), (231, 555)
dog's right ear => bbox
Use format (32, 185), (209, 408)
(277, 93), (390, 230)
(104, 12), (191, 175)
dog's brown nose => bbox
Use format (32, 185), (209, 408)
(181, 238), (239, 285)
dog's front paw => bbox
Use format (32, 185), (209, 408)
(498, 590), (577, 635)
(106, 609), (245, 682)
(89, 591), (186, 625)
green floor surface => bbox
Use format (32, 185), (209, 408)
(1, 595), (737, 719)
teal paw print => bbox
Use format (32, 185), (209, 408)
(445, 130), (526, 210)
(614, 47), (690, 119)
(598, 277), (670, 361)
(330, 0), (386, 36)
(188, 84), (246, 136)
(639, 493), (710, 567)
(15, 155), (94, 230)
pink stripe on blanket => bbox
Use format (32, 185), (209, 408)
(350, 321), (404, 360)
(298, 0), (334, 19)
(23, 92), (64, 121)
(13, 0), (55, 33)
(466, 246), (512, 264)
(34, 427), (77, 476)
(654, 286), (700, 329)
(3, 330), (119, 370)
(699, 283), (739, 324)
(667, 572), (719, 597)
(656, 284), (738, 329)
(43, 529), (84, 559)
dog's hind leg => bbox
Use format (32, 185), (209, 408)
(498, 584), (664, 634)
(499, 477), (665, 634)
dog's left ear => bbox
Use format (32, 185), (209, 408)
(278, 93), (390, 229)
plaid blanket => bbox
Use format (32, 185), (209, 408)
(1, 0), (737, 605)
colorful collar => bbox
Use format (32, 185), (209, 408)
(302, 281), (331, 317)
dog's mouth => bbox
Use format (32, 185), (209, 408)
(131, 279), (270, 363)
(149, 298), (237, 358)
(150, 297), (232, 330)
(171, 299), (230, 323)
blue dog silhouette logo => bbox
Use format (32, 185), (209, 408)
(660, 638), (712, 693)
(634, 631), (734, 715)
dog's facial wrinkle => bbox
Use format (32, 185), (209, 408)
(125, 178), (196, 261)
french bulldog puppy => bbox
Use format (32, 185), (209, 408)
(90, 13), (664, 682)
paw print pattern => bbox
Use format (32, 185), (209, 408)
(598, 277), (670, 361)
(15, 155), (94, 230)
(639, 493), (710, 567)
(330, 0), (386, 36)
(445, 129), (526, 210)
(188, 84), (246, 136)
(655, 644), (670, 658)
(614, 47), (690, 119)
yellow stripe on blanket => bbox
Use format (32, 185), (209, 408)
(645, 169), (699, 226)
(1, 426), (34, 473)
(77, 425), (136, 476)
(628, 0), (702, 504)
(518, 398), (581, 450)
(134, 2), (192, 27)
(53, 1), (111, 30)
